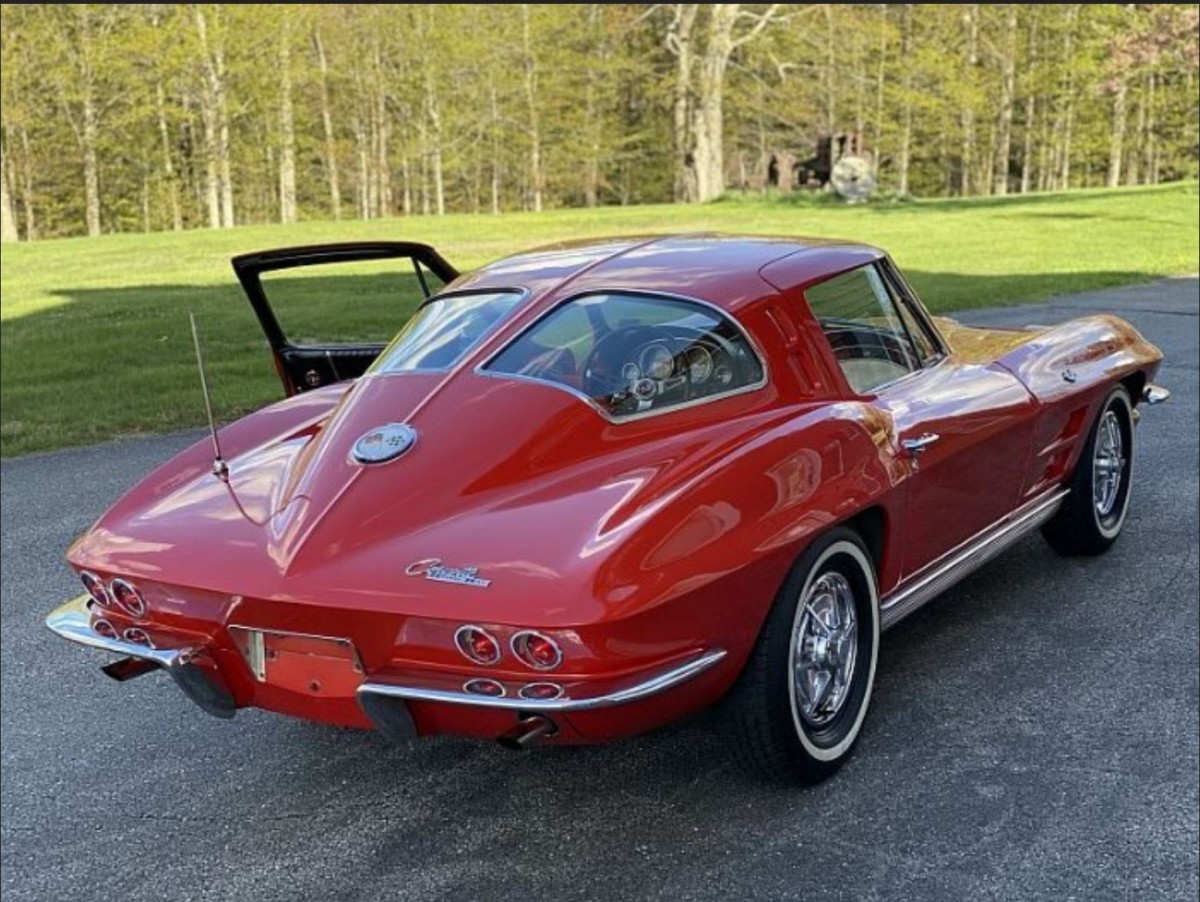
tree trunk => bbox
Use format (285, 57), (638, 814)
(400, 155), (412, 215)
(692, 5), (739, 203)
(278, 21), (297, 224)
(993, 5), (1018, 195)
(489, 82), (501, 214)
(18, 126), (36, 239)
(960, 5), (978, 195)
(693, 3), (778, 203)
(1126, 78), (1145, 186)
(668, 5), (699, 202)
(313, 30), (342, 219)
(898, 5), (914, 196)
(1056, 5), (1079, 190)
(521, 5), (543, 212)
(1142, 72), (1157, 184)
(871, 6), (888, 181)
(424, 73), (445, 216)
(372, 46), (391, 218)
(0, 143), (18, 242)
(156, 82), (182, 230)
(194, 7), (232, 228)
(1019, 12), (1038, 193)
(81, 89), (101, 236)
(353, 103), (369, 218)
(1107, 80), (1127, 188)
(583, 5), (603, 208)
(215, 56), (234, 226)
(822, 4), (837, 134)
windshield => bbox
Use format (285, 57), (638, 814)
(485, 293), (765, 418)
(367, 291), (523, 373)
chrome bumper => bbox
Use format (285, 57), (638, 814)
(44, 596), (236, 718)
(1143, 383), (1170, 405)
(357, 649), (727, 714)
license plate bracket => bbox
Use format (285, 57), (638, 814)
(229, 626), (364, 697)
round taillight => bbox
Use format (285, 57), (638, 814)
(123, 627), (151, 646)
(463, 678), (505, 697)
(511, 631), (562, 671)
(454, 625), (501, 665)
(81, 571), (111, 608)
(110, 579), (146, 617)
(93, 619), (117, 640)
(519, 682), (564, 701)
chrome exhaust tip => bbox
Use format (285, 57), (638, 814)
(497, 714), (557, 751)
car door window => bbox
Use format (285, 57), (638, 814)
(805, 264), (921, 393)
(258, 258), (447, 346)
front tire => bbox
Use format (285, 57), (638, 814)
(724, 528), (880, 784)
(1042, 385), (1134, 557)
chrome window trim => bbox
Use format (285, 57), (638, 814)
(475, 288), (769, 424)
(877, 257), (949, 359)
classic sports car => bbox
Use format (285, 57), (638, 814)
(46, 235), (1169, 783)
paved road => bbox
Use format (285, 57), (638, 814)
(3, 278), (1196, 902)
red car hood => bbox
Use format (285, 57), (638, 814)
(70, 372), (782, 624)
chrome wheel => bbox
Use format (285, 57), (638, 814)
(1093, 410), (1125, 518)
(793, 572), (858, 727)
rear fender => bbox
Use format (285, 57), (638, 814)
(998, 315), (1162, 494)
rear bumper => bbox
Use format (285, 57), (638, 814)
(45, 596), (236, 718)
(357, 649), (726, 714)
(45, 594), (729, 740)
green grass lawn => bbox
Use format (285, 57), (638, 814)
(2, 182), (1197, 457)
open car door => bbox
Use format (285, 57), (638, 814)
(232, 242), (460, 395)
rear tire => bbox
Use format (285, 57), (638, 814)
(1042, 385), (1134, 557)
(724, 527), (879, 784)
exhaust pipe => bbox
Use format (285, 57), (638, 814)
(497, 714), (556, 750)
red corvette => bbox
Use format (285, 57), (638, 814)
(46, 235), (1169, 783)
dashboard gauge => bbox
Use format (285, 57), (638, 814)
(620, 362), (641, 384)
(641, 344), (674, 380)
(685, 346), (714, 384)
(633, 378), (658, 400)
(714, 365), (734, 386)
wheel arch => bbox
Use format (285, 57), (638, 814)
(840, 505), (887, 578)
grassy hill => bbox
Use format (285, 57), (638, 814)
(2, 182), (1196, 457)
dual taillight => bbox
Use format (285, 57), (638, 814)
(455, 626), (502, 665)
(81, 572), (146, 618)
(454, 625), (562, 671)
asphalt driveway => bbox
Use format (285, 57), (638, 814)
(2, 277), (1196, 902)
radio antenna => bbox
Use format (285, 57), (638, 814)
(189, 312), (229, 481)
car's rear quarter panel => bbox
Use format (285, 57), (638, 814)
(995, 315), (1163, 497)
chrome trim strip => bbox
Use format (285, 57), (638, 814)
(1143, 383), (1170, 405)
(358, 649), (727, 713)
(880, 488), (1070, 630)
(45, 596), (189, 668)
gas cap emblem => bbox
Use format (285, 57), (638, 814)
(352, 423), (417, 464)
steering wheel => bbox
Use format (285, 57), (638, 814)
(582, 325), (674, 412)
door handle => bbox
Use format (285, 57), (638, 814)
(901, 433), (940, 455)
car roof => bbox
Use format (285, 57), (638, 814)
(449, 233), (885, 312)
